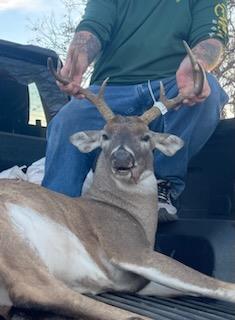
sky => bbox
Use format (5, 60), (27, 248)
(0, 0), (65, 44)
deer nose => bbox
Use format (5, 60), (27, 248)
(111, 147), (135, 169)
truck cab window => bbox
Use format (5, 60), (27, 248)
(28, 83), (46, 127)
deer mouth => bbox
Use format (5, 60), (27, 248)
(112, 165), (134, 176)
(111, 165), (142, 184)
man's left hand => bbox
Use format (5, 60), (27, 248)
(176, 56), (211, 106)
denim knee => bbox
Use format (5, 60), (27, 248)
(47, 97), (105, 147)
(153, 74), (228, 199)
(206, 73), (229, 116)
(47, 100), (82, 140)
(43, 99), (100, 196)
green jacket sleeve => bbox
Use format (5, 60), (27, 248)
(189, 0), (228, 47)
(76, 0), (116, 49)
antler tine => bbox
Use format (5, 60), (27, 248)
(57, 58), (62, 74)
(98, 77), (110, 99)
(79, 79), (115, 121)
(47, 57), (70, 86)
(183, 40), (206, 95)
(47, 57), (114, 121)
(159, 41), (206, 109)
(140, 41), (206, 124)
(159, 81), (183, 108)
(140, 81), (184, 124)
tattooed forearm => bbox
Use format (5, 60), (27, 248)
(71, 31), (102, 64)
(191, 38), (224, 72)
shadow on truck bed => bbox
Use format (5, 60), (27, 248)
(0, 40), (234, 319)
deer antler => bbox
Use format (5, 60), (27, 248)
(140, 41), (206, 124)
(47, 57), (115, 122)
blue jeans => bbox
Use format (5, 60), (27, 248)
(42, 74), (228, 198)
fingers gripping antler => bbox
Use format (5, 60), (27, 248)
(47, 57), (115, 122)
(140, 41), (206, 124)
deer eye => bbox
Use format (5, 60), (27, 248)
(141, 135), (150, 142)
(102, 134), (109, 141)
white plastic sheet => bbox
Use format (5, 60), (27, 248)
(0, 159), (44, 184)
(26, 158), (45, 184)
(0, 165), (27, 180)
(0, 158), (93, 194)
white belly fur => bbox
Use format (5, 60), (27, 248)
(6, 203), (110, 293)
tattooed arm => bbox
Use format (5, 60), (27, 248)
(191, 38), (224, 71)
(176, 38), (224, 106)
(59, 31), (102, 97)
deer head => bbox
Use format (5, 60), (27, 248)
(70, 115), (184, 184)
(47, 41), (205, 184)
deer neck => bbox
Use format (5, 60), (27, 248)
(84, 153), (158, 246)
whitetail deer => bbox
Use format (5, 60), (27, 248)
(0, 42), (234, 320)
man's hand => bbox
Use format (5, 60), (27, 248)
(176, 38), (224, 106)
(58, 31), (101, 98)
(176, 56), (211, 106)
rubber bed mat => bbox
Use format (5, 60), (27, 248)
(6, 293), (235, 320)
(94, 293), (235, 320)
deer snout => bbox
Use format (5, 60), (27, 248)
(111, 147), (135, 171)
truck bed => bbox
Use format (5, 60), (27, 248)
(9, 293), (235, 320)
(95, 293), (235, 320)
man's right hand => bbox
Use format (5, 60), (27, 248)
(58, 31), (101, 98)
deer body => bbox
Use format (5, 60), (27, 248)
(0, 142), (157, 297)
(0, 117), (235, 320)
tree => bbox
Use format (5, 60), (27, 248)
(29, 0), (87, 59)
(29, 0), (235, 117)
(29, 0), (93, 84)
(213, 0), (235, 118)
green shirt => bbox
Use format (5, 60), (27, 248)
(76, 0), (228, 85)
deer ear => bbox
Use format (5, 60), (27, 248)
(70, 131), (102, 153)
(151, 132), (184, 156)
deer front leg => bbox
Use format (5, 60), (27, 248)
(112, 249), (235, 303)
(0, 216), (148, 320)
(1, 253), (148, 320)
(8, 278), (148, 320)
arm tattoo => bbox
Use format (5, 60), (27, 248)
(72, 31), (102, 64)
(192, 39), (224, 71)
